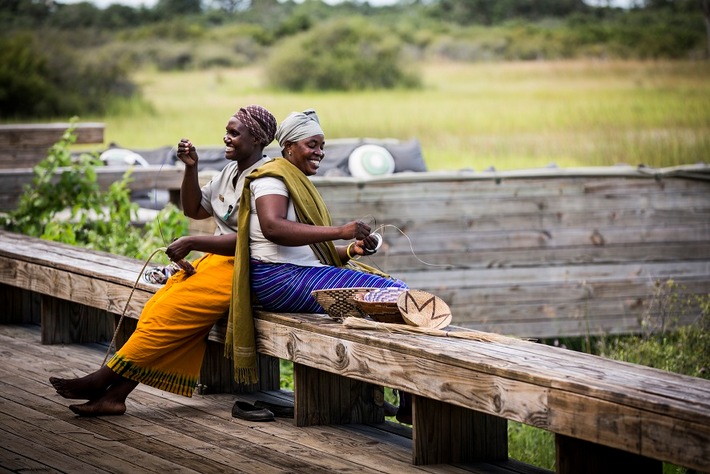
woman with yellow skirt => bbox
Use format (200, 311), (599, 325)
(49, 104), (277, 416)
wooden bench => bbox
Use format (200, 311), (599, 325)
(1, 229), (708, 473)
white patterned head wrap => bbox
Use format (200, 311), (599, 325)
(275, 109), (324, 148)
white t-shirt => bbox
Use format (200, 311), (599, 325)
(200, 158), (269, 236)
(249, 176), (324, 267)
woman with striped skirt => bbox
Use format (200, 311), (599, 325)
(227, 108), (411, 424)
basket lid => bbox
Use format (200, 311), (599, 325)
(396, 289), (452, 329)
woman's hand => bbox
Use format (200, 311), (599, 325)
(176, 138), (199, 167)
(341, 220), (371, 241)
(166, 236), (192, 262)
(359, 233), (380, 255)
(349, 234), (379, 258)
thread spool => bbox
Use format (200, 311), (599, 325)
(371, 232), (383, 252)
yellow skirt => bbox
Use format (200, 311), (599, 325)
(107, 253), (233, 397)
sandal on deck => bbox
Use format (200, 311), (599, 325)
(254, 399), (294, 418)
(231, 400), (275, 422)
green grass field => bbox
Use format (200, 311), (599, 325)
(90, 59), (710, 172)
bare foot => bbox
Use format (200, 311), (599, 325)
(49, 376), (102, 400)
(69, 400), (126, 417)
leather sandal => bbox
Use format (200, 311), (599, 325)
(254, 399), (294, 418)
(231, 400), (275, 422)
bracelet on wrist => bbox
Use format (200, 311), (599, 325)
(346, 242), (356, 259)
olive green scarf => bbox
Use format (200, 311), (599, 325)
(225, 158), (387, 384)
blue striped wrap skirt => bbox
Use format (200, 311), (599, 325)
(250, 259), (408, 313)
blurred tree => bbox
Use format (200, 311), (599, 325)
(209, 0), (248, 13)
(424, 0), (589, 25)
(0, 0), (51, 27)
(0, 31), (137, 118)
(0, 33), (56, 117)
(99, 4), (146, 28)
(154, 0), (202, 18)
(703, 0), (710, 58)
(50, 2), (102, 28)
(266, 16), (421, 91)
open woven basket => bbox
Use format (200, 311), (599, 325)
(311, 287), (376, 320)
(352, 288), (407, 324)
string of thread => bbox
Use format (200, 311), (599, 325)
(360, 214), (451, 269)
(103, 146), (189, 366)
(376, 223), (451, 268)
(101, 246), (169, 366)
(153, 146), (177, 247)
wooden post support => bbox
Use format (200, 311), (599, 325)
(199, 342), (280, 394)
(413, 395), (508, 465)
(0, 284), (40, 324)
(293, 363), (384, 426)
(40, 296), (114, 345)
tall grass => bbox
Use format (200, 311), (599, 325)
(89, 59), (710, 171)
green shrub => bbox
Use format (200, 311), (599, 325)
(508, 422), (555, 470)
(596, 280), (709, 380)
(0, 31), (137, 119)
(265, 16), (421, 92)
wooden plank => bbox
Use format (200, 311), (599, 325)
(311, 164), (710, 190)
(234, 310), (710, 423)
(1, 257), (151, 320)
(0, 399), (187, 473)
(0, 284), (40, 324)
(198, 341), (280, 394)
(318, 176), (709, 208)
(0, 229), (154, 285)
(0, 445), (56, 473)
(364, 242), (710, 271)
(398, 261), (710, 288)
(0, 122), (104, 147)
(364, 224), (710, 255)
(0, 123), (105, 170)
(0, 165), (185, 193)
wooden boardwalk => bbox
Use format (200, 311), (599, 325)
(0, 324), (539, 474)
